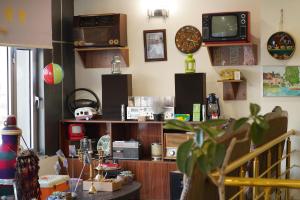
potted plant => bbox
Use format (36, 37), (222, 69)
(164, 103), (269, 200)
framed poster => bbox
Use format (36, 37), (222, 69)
(143, 29), (167, 62)
(263, 66), (300, 96)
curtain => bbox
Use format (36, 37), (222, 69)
(0, 0), (52, 49)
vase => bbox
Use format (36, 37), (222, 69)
(0, 115), (21, 195)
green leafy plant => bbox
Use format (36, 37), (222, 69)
(164, 103), (269, 200)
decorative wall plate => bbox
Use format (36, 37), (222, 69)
(267, 31), (295, 60)
(175, 25), (202, 54)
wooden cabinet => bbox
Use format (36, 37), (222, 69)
(75, 47), (129, 68)
(59, 120), (177, 200)
(205, 43), (257, 66)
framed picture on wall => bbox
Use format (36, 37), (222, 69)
(263, 66), (300, 96)
(143, 29), (167, 62)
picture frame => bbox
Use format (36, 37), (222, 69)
(143, 29), (167, 62)
(263, 66), (300, 97)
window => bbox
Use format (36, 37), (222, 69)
(0, 46), (39, 150)
(0, 47), (8, 124)
(15, 49), (35, 148)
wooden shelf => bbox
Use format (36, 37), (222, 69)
(61, 119), (164, 124)
(217, 79), (244, 83)
(60, 120), (177, 199)
(203, 42), (253, 47)
(205, 43), (257, 66)
(75, 47), (128, 51)
(75, 47), (129, 68)
(118, 159), (175, 164)
(218, 79), (247, 100)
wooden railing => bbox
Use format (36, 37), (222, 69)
(211, 130), (299, 200)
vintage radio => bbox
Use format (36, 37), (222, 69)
(112, 141), (140, 160)
(74, 13), (127, 47)
(165, 133), (194, 159)
(126, 107), (154, 120)
(127, 106), (174, 121)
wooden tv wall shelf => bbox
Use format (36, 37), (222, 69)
(75, 47), (129, 68)
(205, 42), (257, 66)
(217, 79), (247, 100)
(59, 119), (177, 200)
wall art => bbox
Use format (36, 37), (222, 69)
(263, 66), (300, 96)
(267, 32), (295, 60)
(267, 9), (296, 60)
(143, 29), (167, 62)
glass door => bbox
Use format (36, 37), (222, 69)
(0, 47), (8, 123)
(11, 48), (39, 149)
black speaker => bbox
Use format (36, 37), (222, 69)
(170, 171), (183, 200)
(175, 73), (206, 118)
(102, 74), (132, 120)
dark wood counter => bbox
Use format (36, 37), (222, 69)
(76, 181), (141, 200)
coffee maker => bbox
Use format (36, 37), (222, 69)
(206, 93), (220, 119)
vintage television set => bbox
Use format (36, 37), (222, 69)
(74, 13), (127, 47)
(68, 124), (85, 141)
(202, 11), (250, 43)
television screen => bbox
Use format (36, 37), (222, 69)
(212, 15), (238, 37)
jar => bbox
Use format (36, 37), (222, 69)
(111, 55), (122, 74)
(184, 54), (196, 73)
(151, 143), (162, 161)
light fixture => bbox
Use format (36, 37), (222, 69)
(147, 9), (169, 19)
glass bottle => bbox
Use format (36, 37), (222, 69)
(184, 54), (196, 73)
(201, 104), (206, 122)
(111, 55), (122, 74)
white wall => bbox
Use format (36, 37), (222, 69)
(74, 0), (300, 189)
(260, 0), (300, 180)
(74, 0), (261, 119)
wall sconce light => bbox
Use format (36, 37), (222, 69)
(147, 9), (169, 19)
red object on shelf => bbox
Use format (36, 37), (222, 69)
(98, 163), (120, 170)
(68, 124), (85, 141)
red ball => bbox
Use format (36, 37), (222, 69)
(43, 63), (64, 85)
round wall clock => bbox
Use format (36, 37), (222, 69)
(267, 31), (295, 60)
(175, 25), (202, 54)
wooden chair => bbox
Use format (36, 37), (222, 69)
(246, 107), (288, 199)
(256, 107), (288, 178)
(188, 121), (251, 200)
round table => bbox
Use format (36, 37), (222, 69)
(76, 181), (141, 200)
